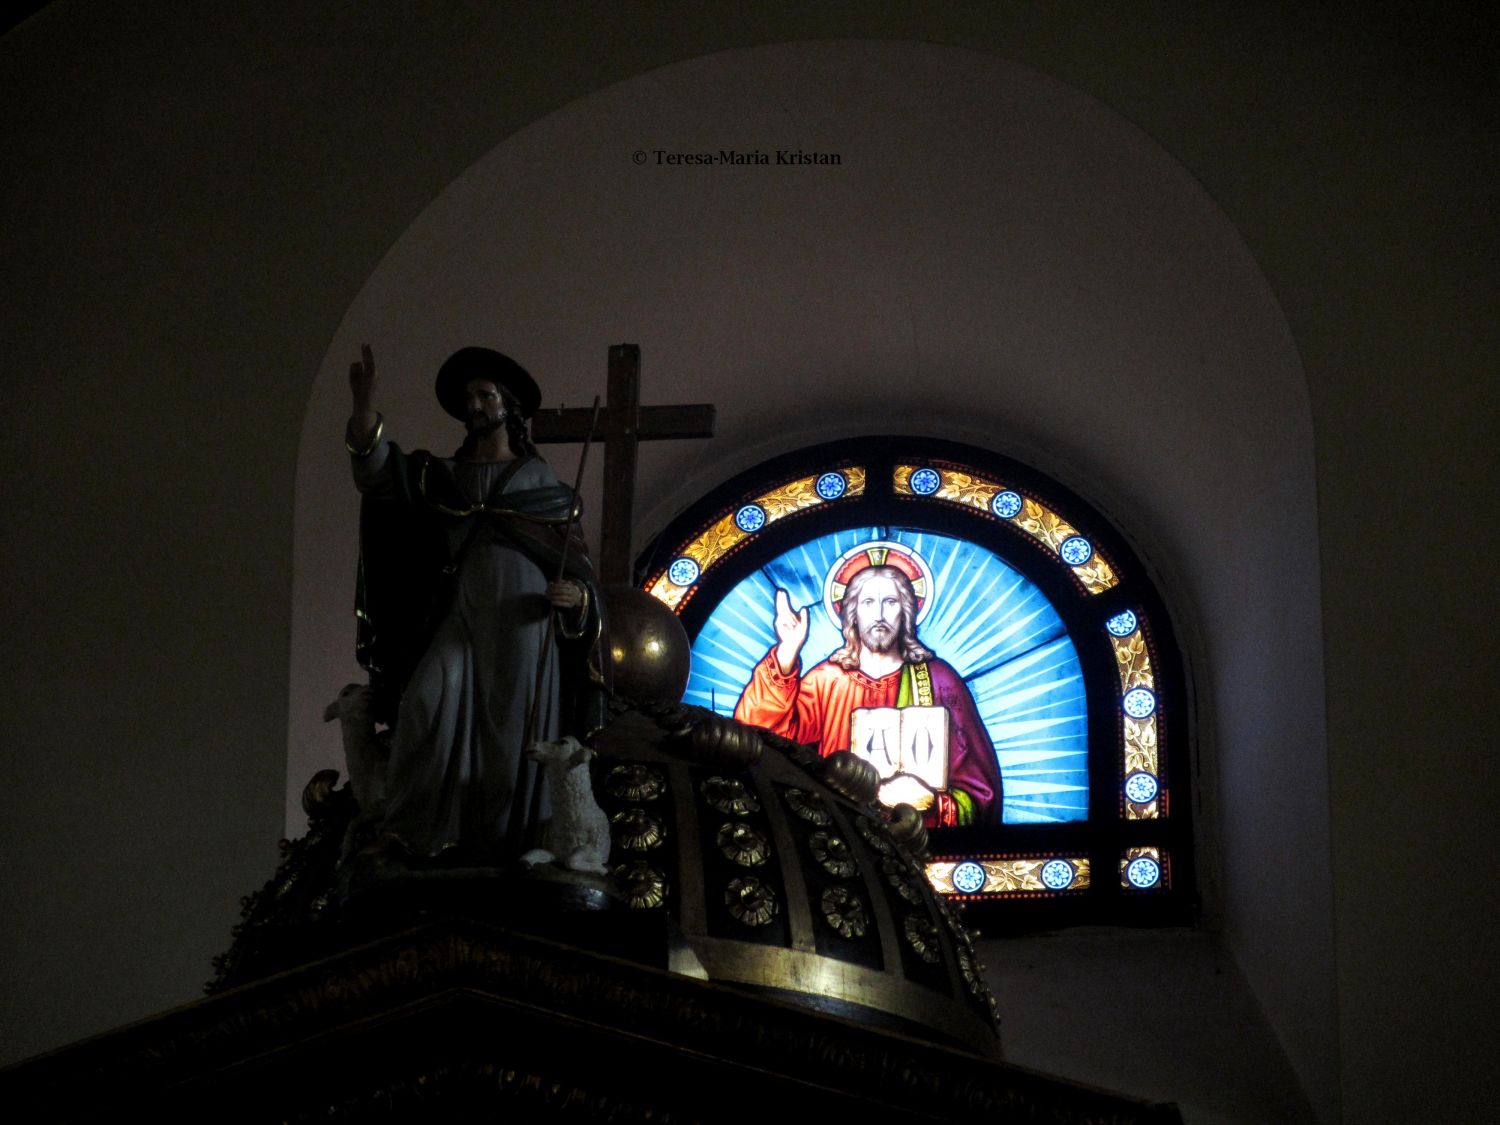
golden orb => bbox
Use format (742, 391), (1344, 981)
(601, 585), (692, 705)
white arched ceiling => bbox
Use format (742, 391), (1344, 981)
(290, 40), (1331, 1105)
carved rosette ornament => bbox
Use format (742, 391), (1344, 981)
(903, 915), (943, 964)
(956, 942), (986, 997)
(701, 775), (761, 817)
(214, 702), (1001, 1054)
(610, 808), (666, 851)
(605, 763), (665, 802)
(612, 860), (669, 909)
(808, 831), (859, 878)
(717, 822), (771, 867)
(883, 854), (927, 906)
(783, 787), (832, 826)
(820, 886), (870, 939)
(725, 877), (779, 926)
(855, 817), (893, 854)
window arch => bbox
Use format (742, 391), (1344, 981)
(638, 437), (1193, 929)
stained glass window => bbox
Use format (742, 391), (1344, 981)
(687, 527), (1089, 825)
(638, 438), (1191, 926)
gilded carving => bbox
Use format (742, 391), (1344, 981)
(902, 915), (942, 964)
(34, 912), (1222, 1121)
(783, 787), (832, 826)
(854, 817), (893, 853)
(724, 876), (779, 926)
(611, 860), (669, 908)
(808, 831), (859, 878)
(610, 808), (665, 850)
(955, 942), (985, 995)
(883, 854), (927, 905)
(820, 886), (870, 939)
(885, 804), (929, 857)
(717, 822), (771, 867)
(605, 763), (665, 802)
(670, 710), (764, 768)
(702, 775), (761, 816)
(821, 749), (879, 804)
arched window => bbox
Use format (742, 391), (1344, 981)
(639, 438), (1193, 929)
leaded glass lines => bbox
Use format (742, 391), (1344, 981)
(637, 436), (1190, 927)
(1110, 621), (1162, 819)
(892, 464), (1120, 594)
(647, 467), (867, 611)
(925, 856), (1093, 897)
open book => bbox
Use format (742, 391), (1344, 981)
(849, 705), (951, 792)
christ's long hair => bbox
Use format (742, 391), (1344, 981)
(828, 565), (934, 671)
(454, 385), (538, 461)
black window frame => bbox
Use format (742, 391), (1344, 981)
(635, 436), (1194, 933)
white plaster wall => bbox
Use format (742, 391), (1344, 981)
(289, 43), (1331, 1119)
(987, 929), (1316, 1125)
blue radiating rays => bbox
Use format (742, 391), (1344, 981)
(685, 526), (1089, 824)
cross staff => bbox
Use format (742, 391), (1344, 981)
(532, 344), (715, 584)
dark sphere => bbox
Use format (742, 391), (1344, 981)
(601, 586), (692, 705)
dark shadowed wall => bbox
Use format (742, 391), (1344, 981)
(1, 6), (1494, 1123)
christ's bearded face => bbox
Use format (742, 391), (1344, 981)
(852, 574), (904, 653)
(463, 377), (507, 434)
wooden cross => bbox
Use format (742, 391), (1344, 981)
(531, 344), (715, 584)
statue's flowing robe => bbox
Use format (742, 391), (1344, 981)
(353, 442), (606, 859)
(734, 652), (1003, 826)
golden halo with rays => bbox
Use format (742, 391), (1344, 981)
(822, 540), (935, 628)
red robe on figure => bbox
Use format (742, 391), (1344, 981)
(734, 650), (1004, 826)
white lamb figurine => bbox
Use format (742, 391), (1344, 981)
(519, 736), (610, 875)
(322, 682), (387, 824)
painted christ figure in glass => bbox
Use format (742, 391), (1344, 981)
(733, 548), (1003, 827)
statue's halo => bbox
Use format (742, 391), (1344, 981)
(822, 540), (936, 629)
